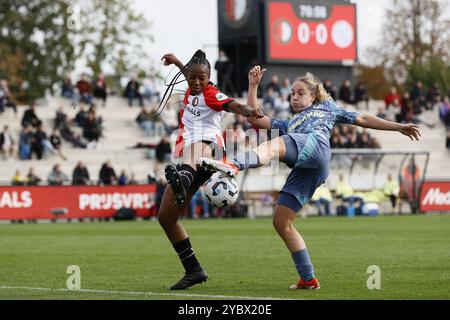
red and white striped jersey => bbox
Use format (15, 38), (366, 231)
(177, 84), (234, 149)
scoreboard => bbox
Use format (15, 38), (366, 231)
(265, 0), (357, 65)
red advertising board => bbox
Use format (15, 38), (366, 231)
(0, 185), (157, 220)
(266, 1), (357, 64)
(420, 181), (450, 212)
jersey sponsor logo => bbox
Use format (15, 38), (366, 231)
(216, 93), (229, 101)
(185, 105), (201, 117)
(192, 97), (199, 107)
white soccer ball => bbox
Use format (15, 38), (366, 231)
(203, 172), (239, 209)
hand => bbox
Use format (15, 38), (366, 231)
(161, 53), (179, 66)
(253, 107), (265, 119)
(399, 123), (421, 141)
(248, 66), (267, 85)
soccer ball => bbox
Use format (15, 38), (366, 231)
(203, 172), (239, 209)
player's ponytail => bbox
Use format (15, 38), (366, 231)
(192, 49), (206, 60)
(296, 72), (332, 103)
(188, 49), (211, 73)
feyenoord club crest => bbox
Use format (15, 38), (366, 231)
(221, 0), (251, 29)
(273, 19), (293, 45)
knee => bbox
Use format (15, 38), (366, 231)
(272, 215), (293, 236)
(157, 210), (176, 229)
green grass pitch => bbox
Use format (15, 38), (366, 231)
(0, 215), (449, 300)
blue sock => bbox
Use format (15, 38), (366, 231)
(292, 249), (315, 281)
(233, 150), (260, 170)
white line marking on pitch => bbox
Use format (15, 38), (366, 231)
(0, 285), (297, 300)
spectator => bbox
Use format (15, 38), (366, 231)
(54, 106), (68, 130)
(265, 75), (281, 97)
(31, 124), (47, 160)
(335, 174), (354, 200)
(21, 105), (41, 128)
(61, 72), (76, 105)
(384, 174), (400, 214)
(12, 170), (26, 186)
(129, 172), (138, 185)
(354, 81), (369, 110)
(76, 73), (93, 106)
(99, 160), (117, 185)
(125, 76), (143, 107)
(72, 161), (90, 185)
(214, 50), (230, 92)
(438, 96), (450, 126)
(27, 167), (41, 186)
(141, 75), (160, 105)
(323, 79), (338, 101)
(49, 127), (68, 160)
(136, 107), (155, 136)
(262, 87), (278, 117)
(47, 164), (69, 185)
(274, 95), (291, 119)
(384, 87), (402, 122)
(18, 125), (33, 160)
(0, 125), (15, 160)
(311, 184), (333, 216)
(74, 105), (88, 128)
(0, 79), (17, 114)
(156, 135), (172, 163)
(410, 81), (426, 112)
(426, 82), (441, 109)
(338, 80), (354, 105)
(59, 118), (87, 149)
(189, 190), (210, 219)
(118, 170), (129, 185)
(83, 112), (100, 148)
(400, 92), (414, 123)
(93, 72), (107, 107)
(280, 77), (292, 99)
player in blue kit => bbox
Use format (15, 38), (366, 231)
(200, 66), (421, 290)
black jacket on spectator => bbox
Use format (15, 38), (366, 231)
(99, 164), (117, 185)
(21, 109), (41, 128)
(73, 166), (90, 185)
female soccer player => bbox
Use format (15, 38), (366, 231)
(200, 66), (421, 289)
(158, 50), (263, 290)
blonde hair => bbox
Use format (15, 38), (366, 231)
(295, 72), (332, 103)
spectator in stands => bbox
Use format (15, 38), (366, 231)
(99, 160), (117, 185)
(142, 74), (160, 105)
(426, 82), (441, 109)
(338, 80), (354, 105)
(439, 96), (450, 126)
(156, 134), (172, 163)
(76, 73), (93, 106)
(274, 95), (291, 119)
(129, 172), (138, 185)
(401, 92), (414, 123)
(118, 170), (129, 185)
(18, 125), (33, 160)
(354, 81), (369, 110)
(74, 105), (88, 128)
(384, 173), (400, 214)
(72, 161), (90, 185)
(31, 124), (47, 160)
(83, 112), (100, 148)
(125, 76), (143, 107)
(136, 107), (155, 136)
(311, 184), (333, 216)
(262, 87), (278, 117)
(410, 81), (426, 112)
(265, 75), (281, 97)
(93, 72), (107, 107)
(0, 125), (15, 160)
(0, 79), (17, 114)
(49, 127), (67, 160)
(27, 167), (41, 186)
(384, 87), (402, 122)
(47, 164), (69, 185)
(12, 170), (26, 186)
(214, 50), (231, 93)
(323, 79), (338, 101)
(61, 72), (76, 105)
(189, 190), (210, 219)
(21, 105), (41, 128)
(280, 77), (292, 98)
(58, 118), (87, 149)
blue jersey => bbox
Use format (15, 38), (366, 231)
(271, 100), (359, 142)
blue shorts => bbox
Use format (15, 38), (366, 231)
(278, 134), (331, 213)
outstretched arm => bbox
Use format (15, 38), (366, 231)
(246, 66), (271, 130)
(224, 100), (265, 118)
(354, 114), (421, 141)
(161, 53), (187, 77)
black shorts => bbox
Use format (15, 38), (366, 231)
(177, 140), (225, 194)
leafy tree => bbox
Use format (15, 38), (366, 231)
(0, 0), (74, 102)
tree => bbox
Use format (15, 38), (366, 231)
(367, 0), (450, 85)
(0, 0), (74, 102)
(73, 0), (153, 77)
(354, 64), (393, 100)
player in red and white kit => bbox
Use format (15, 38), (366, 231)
(158, 50), (263, 290)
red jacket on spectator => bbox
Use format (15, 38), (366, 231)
(76, 79), (91, 94)
(384, 89), (401, 108)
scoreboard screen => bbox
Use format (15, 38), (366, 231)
(265, 0), (357, 65)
